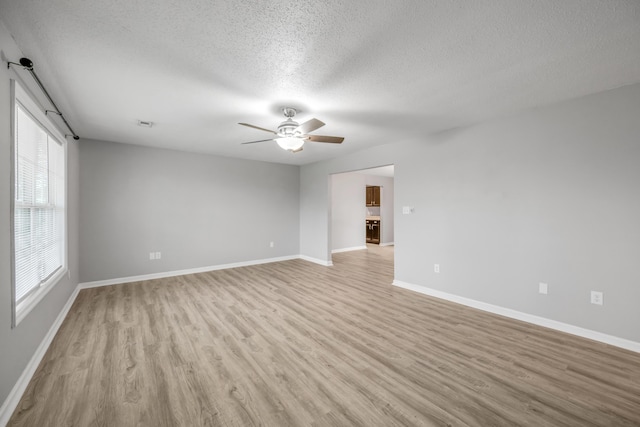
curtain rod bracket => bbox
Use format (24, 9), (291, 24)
(7, 57), (79, 140)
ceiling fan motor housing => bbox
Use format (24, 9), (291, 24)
(277, 119), (301, 137)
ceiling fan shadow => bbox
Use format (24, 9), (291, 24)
(324, 110), (455, 137)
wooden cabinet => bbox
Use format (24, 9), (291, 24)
(366, 186), (381, 244)
(366, 186), (380, 207)
(366, 219), (380, 244)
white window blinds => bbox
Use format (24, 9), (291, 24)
(14, 101), (65, 305)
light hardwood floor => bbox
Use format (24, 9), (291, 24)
(9, 245), (640, 426)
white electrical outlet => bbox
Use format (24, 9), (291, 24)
(270, 241), (274, 248)
(434, 264), (440, 273)
(155, 252), (161, 260)
(149, 252), (155, 260)
(539, 282), (548, 294)
(591, 291), (603, 305)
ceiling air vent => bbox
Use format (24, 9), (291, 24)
(137, 120), (154, 128)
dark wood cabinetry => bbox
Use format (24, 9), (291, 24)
(366, 219), (380, 244)
(366, 185), (381, 244)
(366, 186), (380, 207)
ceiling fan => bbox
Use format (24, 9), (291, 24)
(239, 107), (344, 153)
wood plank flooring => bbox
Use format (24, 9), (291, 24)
(9, 245), (640, 426)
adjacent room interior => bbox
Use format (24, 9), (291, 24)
(1, 1), (639, 426)
(330, 165), (395, 257)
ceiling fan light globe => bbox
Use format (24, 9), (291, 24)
(276, 137), (304, 151)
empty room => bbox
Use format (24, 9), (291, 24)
(1, 1), (639, 426)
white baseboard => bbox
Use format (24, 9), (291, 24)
(0, 285), (81, 426)
(298, 255), (333, 267)
(380, 242), (395, 247)
(79, 254), (338, 290)
(79, 255), (301, 289)
(392, 279), (640, 354)
(331, 245), (367, 254)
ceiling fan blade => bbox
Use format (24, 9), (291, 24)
(305, 135), (344, 144)
(238, 123), (277, 134)
(291, 146), (304, 153)
(295, 118), (325, 134)
(241, 138), (275, 144)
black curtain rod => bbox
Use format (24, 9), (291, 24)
(7, 57), (80, 140)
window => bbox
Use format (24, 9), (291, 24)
(11, 80), (67, 326)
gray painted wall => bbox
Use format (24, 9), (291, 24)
(0, 21), (80, 408)
(330, 172), (366, 251)
(79, 139), (300, 283)
(330, 172), (394, 251)
(301, 83), (640, 342)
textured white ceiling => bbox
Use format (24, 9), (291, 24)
(1, 0), (639, 165)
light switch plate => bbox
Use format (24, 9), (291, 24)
(539, 282), (548, 294)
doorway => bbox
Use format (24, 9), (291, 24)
(329, 165), (395, 265)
